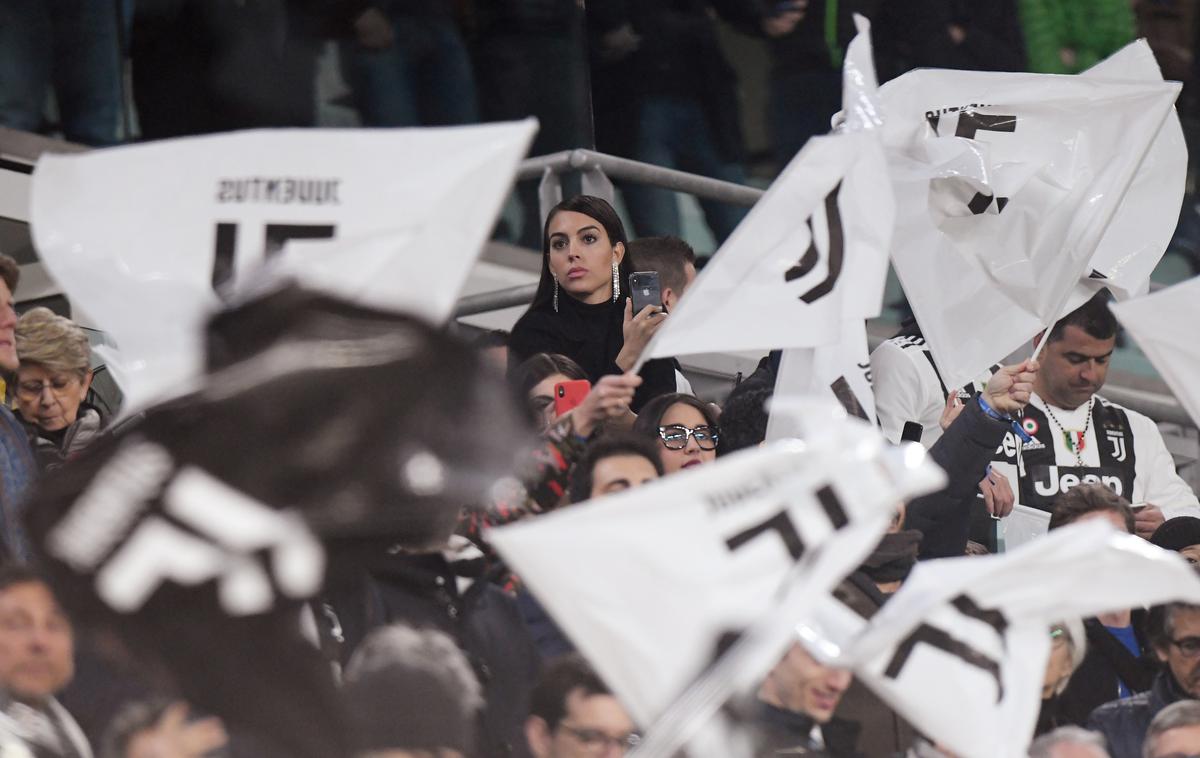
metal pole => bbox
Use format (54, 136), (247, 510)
(568, 149), (764, 207)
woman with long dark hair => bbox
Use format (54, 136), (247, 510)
(508, 195), (675, 411)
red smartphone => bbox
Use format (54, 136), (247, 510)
(554, 379), (591, 417)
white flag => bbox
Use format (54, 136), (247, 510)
(845, 522), (1200, 758)
(883, 51), (1182, 390)
(1110, 275), (1200, 429)
(636, 20), (892, 364)
(30, 121), (537, 413)
(489, 415), (944, 729)
(766, 321), (875, 443)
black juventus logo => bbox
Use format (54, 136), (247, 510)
(723, 485), (849, 561)
(211, 222), (337, 291)
(784, 181), (844, 304)
(955, 113), (1016, 215)
(883, 594), (1009, 702)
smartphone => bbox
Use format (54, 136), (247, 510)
(554, 379), (591, 417)
(629, 271), (663, 315)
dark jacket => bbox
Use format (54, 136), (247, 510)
(326, 549), (540, 758)
(1088, 670), (1192, 758)
(832, 572), (918, 757)
(872, 0), (1025, 81)
(508, 295), (676, 412)
(1057, 613), (1157, 727)
(905, 396), (1012, 559)
(755, 702), (862, 757)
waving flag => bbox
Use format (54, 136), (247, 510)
(489, 413), (944, 732)
(883, 43), (1182, 389)
(1110, 276), (1200, 429)
(766, 322), (875, 443)
(845, 522), (1200, 758)
(30, 120), (536, 413)
(634, 18), (891, 368)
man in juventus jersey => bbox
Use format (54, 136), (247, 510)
(991, 293), (1200, 538)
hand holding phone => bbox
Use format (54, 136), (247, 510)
(629, 271), (663, 315)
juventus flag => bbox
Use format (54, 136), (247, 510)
(846, 522), (1200, 758)
(30, 120), (536, 413)
(882, 43), (1182, 390)
(25, 286), (530, 758)
(634, 19), (892, 368)
(488, 414), (944, 731)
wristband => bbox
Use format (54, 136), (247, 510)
(977, 394), (1034, 443)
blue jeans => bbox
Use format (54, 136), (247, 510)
(622, 96), (748, 244)
(340, 14), (477, 127)
(0, 0), (122, 146)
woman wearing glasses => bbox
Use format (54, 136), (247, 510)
(633, 393), (719, 474)
(13, 308), (104, 469)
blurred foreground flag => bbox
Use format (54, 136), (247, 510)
(489, 413), (944, 729)
(846, 522), (1200, 758)
(1110, 275), (1200, 429)
(30, 120), (536, 413)
(635, 18), (892, 365)
(883, 41), (1183, 390)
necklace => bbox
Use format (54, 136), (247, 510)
(1042, 397), (1093, 467)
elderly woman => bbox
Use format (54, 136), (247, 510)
(13, 307), (102, 467)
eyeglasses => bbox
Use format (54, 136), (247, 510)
(657, 424), (718, 451)
(1168, 636), (1200, 658)
(559, 723), (642, 754)
(15, 375), (80, 400)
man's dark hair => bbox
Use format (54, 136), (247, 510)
(1046, 290), (1118, 343)
(0, 255), (18, 295)
(625, 236), (696, 297)
(1146, 602), (1200, 652)
(568, 431), (664, 504)
(529, 654), (611, 731)
(471, 329), (509, 350)
(1048, 483), (1135, 533)
(0, 563), (46, 593)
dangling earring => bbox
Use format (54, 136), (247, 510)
(553, 276), (560, 313)
(611, 260), (620, 302)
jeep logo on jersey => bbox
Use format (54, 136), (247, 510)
(1030, 465), (1125, 499)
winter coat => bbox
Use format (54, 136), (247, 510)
(1088, 670), (1191, 758)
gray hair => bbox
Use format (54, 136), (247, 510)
(1144, 701), (1200, 758)
(345, 624), (483, 714)
(15, 307), (90, 375)
(1029, 726), (1110, 758)
(1047, 619), (1089, 696)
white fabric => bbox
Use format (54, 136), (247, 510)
(881, 43), (1182, 391)
(488, 419), (944, 729)
(989, 392), (1200, 521)
(844, 522), (1200, 758)
(30, 121), (537, 414)
(870, 335), (994, 448)
(1111, 276), (1200, 434)
(767, 321), (875, 442)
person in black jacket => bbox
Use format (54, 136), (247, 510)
(1089, 602), (1200, 758)
(905, 359), (1040, 559)
(508, 196), (677, 412)
(1048, 486), (1159, 727)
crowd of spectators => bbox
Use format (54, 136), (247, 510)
(2, 2), (1200, 757)
(0, 185), (1185, 755)
(6, 1), (1200, 249)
